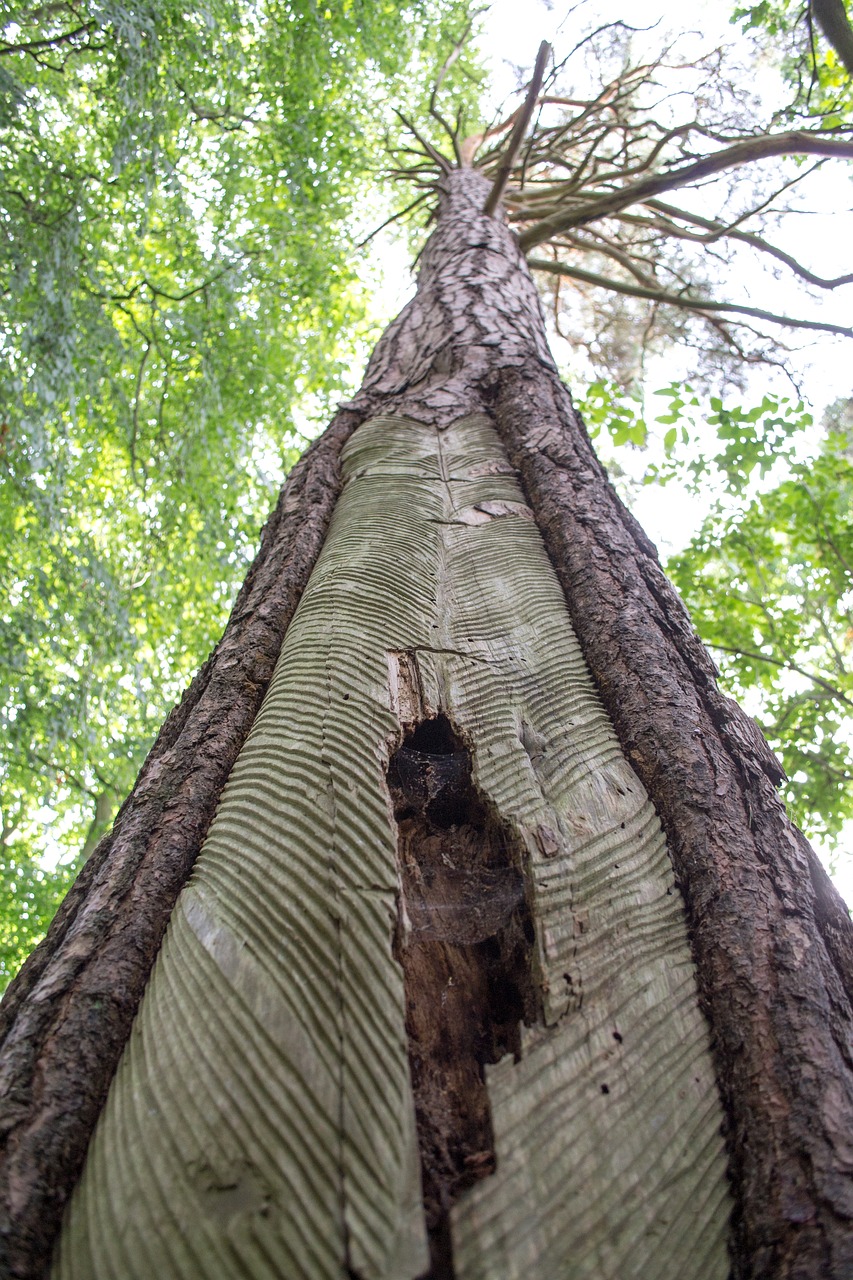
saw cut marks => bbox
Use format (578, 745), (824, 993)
(54, 415), (730, 1280)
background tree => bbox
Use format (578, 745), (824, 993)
(1, 16), (852, 1279)
(736, 0), (853, 91)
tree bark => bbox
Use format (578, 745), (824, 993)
(0, 409), (367, 1278)
(812, 0), (853, 77)
(1, 166), (851, 1280)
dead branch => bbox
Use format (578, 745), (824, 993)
(483, 42), (551, 216)
(643, 198), (853, 288)
(519, 131), (853, 249)
(393, 109), (451, 173)
(528, 256), (853, 338)
(356, 192), (431, 248)
(427, 9), (486, 165)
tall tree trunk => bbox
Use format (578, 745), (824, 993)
(1, 168), (852, 1280)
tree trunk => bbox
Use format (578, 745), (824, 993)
(1, 168), (852, 1280)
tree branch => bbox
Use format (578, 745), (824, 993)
(483, 41), (551, 216)
(528, 256), (853, 337)
(428, 10), (485, 165)
(394, 110), (451, 173)
(711, 643), (853, 707)
(518, 131), (853, 249)
(0, 21), (94, 58)
(356, 192), (430, 247)
(642, 197), (853, 289)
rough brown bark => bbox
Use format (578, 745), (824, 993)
(2, 164), (851, 1279)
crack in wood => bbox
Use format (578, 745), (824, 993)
(388, 714), (537, 1280)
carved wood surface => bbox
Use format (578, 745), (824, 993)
(0, 410), (364, 1280)
(54, 415), (730, 1280)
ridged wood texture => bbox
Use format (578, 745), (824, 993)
(54, 413), (730, 1280)
(0, 408), (367, 1279)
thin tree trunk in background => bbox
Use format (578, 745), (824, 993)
(812, 0), (853, 76)
(0, 168), (851, 1280)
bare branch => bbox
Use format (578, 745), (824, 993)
(427, 9), (485, 165)
(528, 256), (853, 337)
(393, 109), (451, 173)
(483, 42), (551, 216)
(519, 131), (853, 249)
(356, 192), (430, 247)
(712, 642), (853, 707)
(644, 198), (853, 289)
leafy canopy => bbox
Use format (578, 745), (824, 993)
(735, 0), (853, 117)
(668, 412), (853, 846)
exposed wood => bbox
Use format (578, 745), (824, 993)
(389, 715), (535, 1275)
(0, 408), (364, 1280)
(54, 414), (730, 1280)
(488, 364), (853, 1278)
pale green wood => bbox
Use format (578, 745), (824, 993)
(54, 415), (731, 1279)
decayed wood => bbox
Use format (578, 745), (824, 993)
(388, 714), (534, 1272)
(358, 165), (853, 1274)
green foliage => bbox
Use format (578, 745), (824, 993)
(578, 376), (850, 848)
(578, 380), (648, 448)
(0, 0), (479, 987)
(734, 0), (853, 119)
(578, 378), (813, 487)
(668, 427), (853, 845)
(648, 385), (814, 491)
(2, 1), (849, 989)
